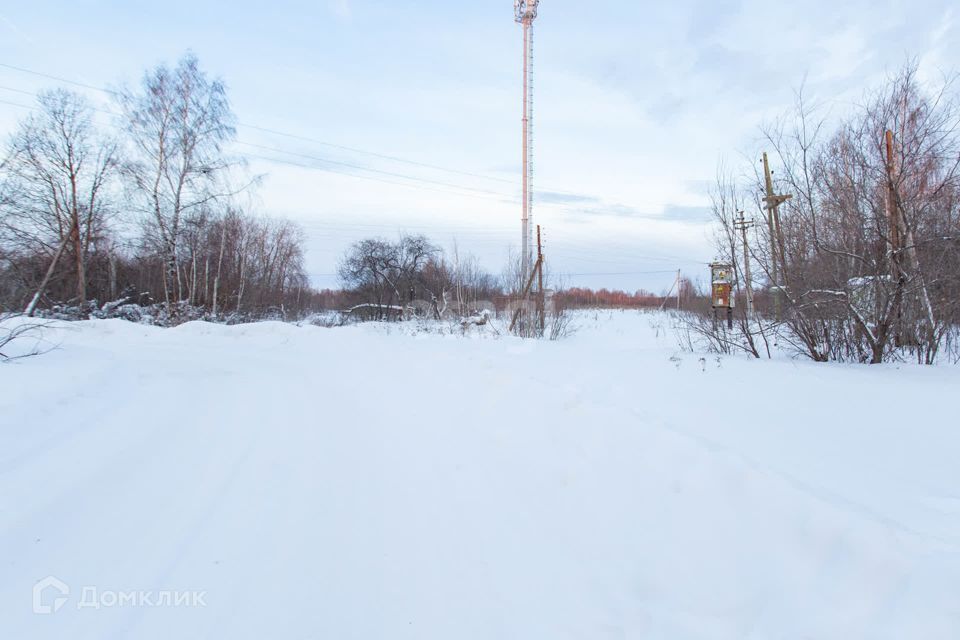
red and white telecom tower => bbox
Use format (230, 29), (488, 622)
(515, 0), (540, 282)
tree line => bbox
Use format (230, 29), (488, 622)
(555, 285), (693, 309)
(336, 234), (574, 338)
(693, 62), (960, 364)
(0, 54), (313, 321)
(338, 235), (501, 318)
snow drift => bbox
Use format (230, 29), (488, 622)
(1, 311), (958, 639)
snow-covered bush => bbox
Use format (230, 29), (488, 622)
(301, 311), (351, 328)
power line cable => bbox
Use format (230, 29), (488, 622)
(0, 96), (708, 265)
(238, 140), (516, 201)
(241, 152), (515, 204)
(0, 95), (696, 233)
(0, 62), (703, 208)
(0, 69), (711, 267)
(558, 270), (681, 277)
(239, 122), (520, 187)
(0, 64), (524, 186)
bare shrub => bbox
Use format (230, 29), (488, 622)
(693, 62), (960, 364)
(0, 315), (52, 361)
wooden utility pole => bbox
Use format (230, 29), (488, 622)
(658, 270), (681, 313)
(509, 225), (545, 334)
(676, 269), (681, 310)
(762, 152), (792, 321)
(536, 225), (545, 335)
(734, 211), (756, 318)
(885, 130), (901, 276)
(886, 129), (900, 345)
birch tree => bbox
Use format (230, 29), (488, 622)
(1, 89), (115, 315)
(117, 53), (235, 306)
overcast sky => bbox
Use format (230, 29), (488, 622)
(1, 1), (957, 292)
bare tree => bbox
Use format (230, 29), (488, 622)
(766, 64), (960, 363)
(696, 62), (960, 364)
(338, 234), (439, 318)
(683, 168), (771, 358)
(117, 53), (236, 307)
(1, 90), (116, 315)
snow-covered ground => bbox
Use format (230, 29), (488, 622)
(1, 310), (958, 639)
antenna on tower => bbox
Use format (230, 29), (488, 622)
(515, 0), (540, 285)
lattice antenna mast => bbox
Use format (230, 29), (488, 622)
(515, 0), (540, 284)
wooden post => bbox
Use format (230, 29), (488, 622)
(509, 256), (542, 333)
(886, 129), (904, 346)
(676, 269), (681, 311)
(734, 212), (755, 318)
(886, 129), (901, 275)
(762, 152), (792, 321)
(536, 225), (545, 335)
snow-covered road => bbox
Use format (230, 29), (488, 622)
(1, 312), (958, 638)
